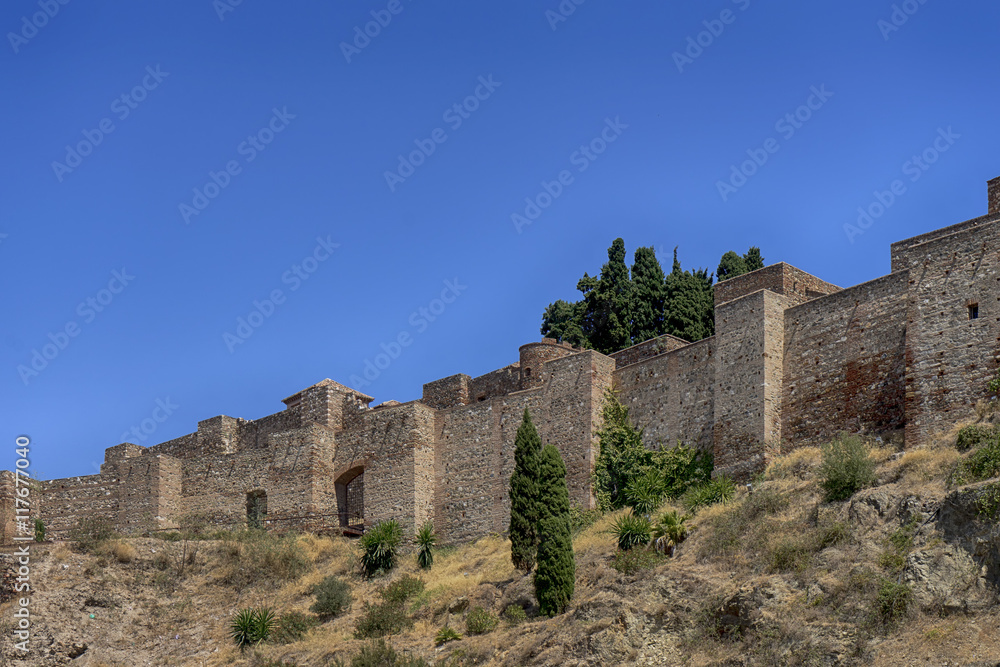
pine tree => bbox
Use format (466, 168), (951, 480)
(534, 444), (575, 616)
(509, 408), (542, 572)
(630, 246), (666, 344)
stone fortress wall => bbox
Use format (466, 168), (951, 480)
(3, 178), (1000, 543)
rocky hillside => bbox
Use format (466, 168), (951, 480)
(1, 420), (998, 666)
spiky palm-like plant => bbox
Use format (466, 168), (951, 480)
(651, 510), (689, 555)
(611, 511), (651, 551)
(415, 522), (436, 570)
(359, 519), (402, 578)
(229, 606), (275, 651)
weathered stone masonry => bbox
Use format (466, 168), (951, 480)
(3, 179), (999, 543)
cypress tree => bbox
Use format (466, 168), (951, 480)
(540, 299), (589, 348)
(534, 444), (575, 616)
(743, 246), (764, 272)
(582, 238), (633, 354)
(664, 247), (714, 342)
(509, 408), (542, 572)
(630, 246), (667, 344)
(716, 250), (748, 282)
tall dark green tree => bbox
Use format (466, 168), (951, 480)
(540, 299), (589, 348)
(716, 247), (765, 282)
(664, 248), (714, 342)
(630, 246), (666, 344)
(534, 444), (575, 616)
(716, 251), (748, 282)
(509, 409), (542, 572)
(580, 238), (633, 354)
(743, 246), (764, 272)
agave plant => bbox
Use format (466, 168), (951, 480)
(415, 522), (436, 569)
(229, 606), (276, 651)
(651, 510), (690, 556)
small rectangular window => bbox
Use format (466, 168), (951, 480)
(969, 304), (979, 320)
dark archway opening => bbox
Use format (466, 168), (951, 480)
(335, 467), (365, 535)
(246, 490), (267, 529)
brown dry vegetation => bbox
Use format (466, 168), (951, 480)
(2, 427), (998, 666)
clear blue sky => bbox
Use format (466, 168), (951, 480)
(3, 1), (998, 480)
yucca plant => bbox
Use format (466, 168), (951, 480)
(651, 510), (689, 555)
(229, 606), (275, 651)
(611, 511), (651, 551)
(360, 519), (402, 578)
(624, 470), (666, 516)
(415, 522), (436, 570)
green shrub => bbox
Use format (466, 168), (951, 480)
(814, 520), (850, 550)
(611, 548), (666, 574)
(465, 606), (499, 635)
(874, 579), (912, 630)
(568, 506), (602, 534)
(435, 626), (462, 645)
(818, 435), (876, 502)
(345, 639), (430, 667)
(221, 530), (311, 588)
(651, 510), (689, 554)
(415, 522), (436, 570)
(767, 540), (811, 573)
(70, 516), (116, 553)
(950, 437), (1000, 485)
(742, 487), (789, 518)
(657, 444), (713, 499)
(353, 601), (412, 639)
(956, 424), (997, 452)
(681, 475), (735, 513)
(611, 511), (651, 551)
(309, 575), (352, 619)
(360, 520), (402, 578)
(33, 518), (45, 543)
(502, 604), (527, 625)
(593, 389), (712, 510)
(229, 606), (275, 651)
(271, 610), (318, 644)
(381, 575), (424, 604)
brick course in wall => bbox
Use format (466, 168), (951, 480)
(4, 178), (1000, 543)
